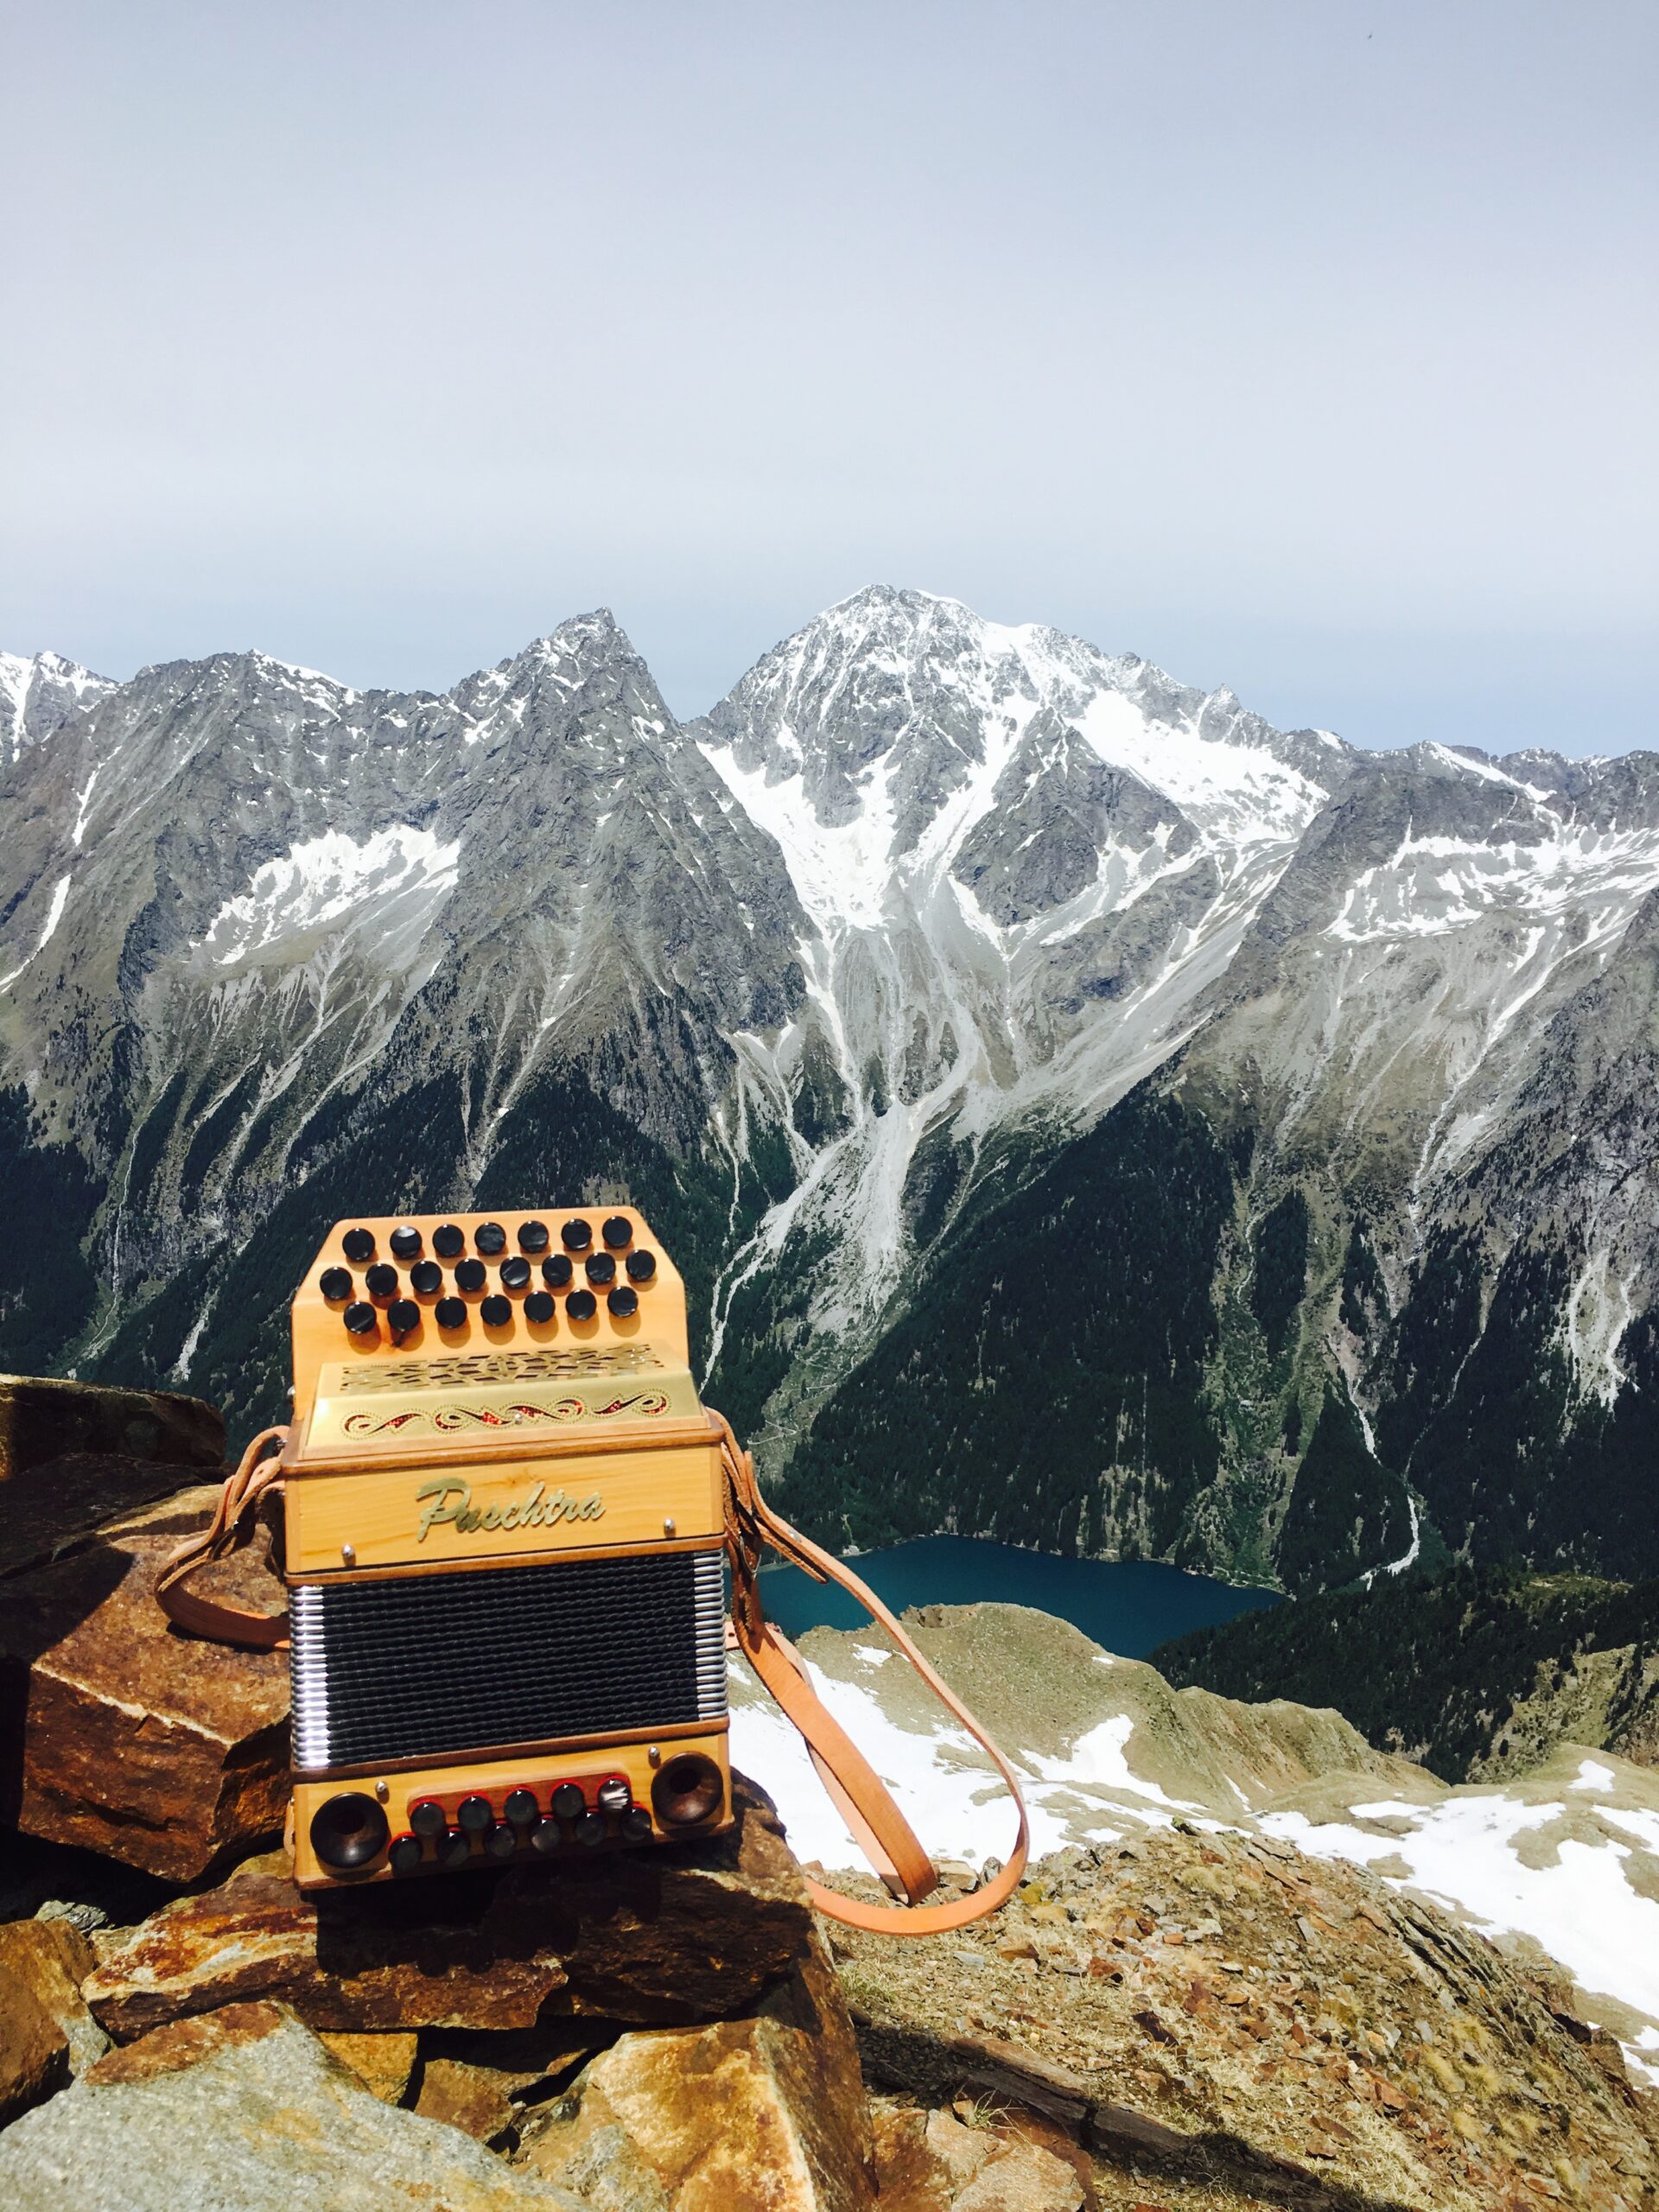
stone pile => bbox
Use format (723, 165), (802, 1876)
(3, 1376), (1656, 2211)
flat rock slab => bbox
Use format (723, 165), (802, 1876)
(0, 2001), (587, 2212)
(0, 1487), (289, 1879)
(0, 1373), (223, 1486)
(87, 1782), (815, 2039)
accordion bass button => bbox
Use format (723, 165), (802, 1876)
(409, 1799), (446, 1840)
(436, 1829), (472, 1870)
(596, 1778), (631, 1816)
(505, 1788), (538, 1825)
(550, 1782), (585, 1821)
(485, 1821), (517, 1859)
(457, 1795), (492, 1834)
(529, 1817), (561, 1855)
(575, 1812), (607, 1847)
(389, 1836), (423, 1876)
(621, 1808), (653, 1843)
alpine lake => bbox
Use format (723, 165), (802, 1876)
(757, 1535), (1278, 1660)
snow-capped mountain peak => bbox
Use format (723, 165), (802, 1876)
(0, 648), (117, 766)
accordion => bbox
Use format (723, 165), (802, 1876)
(281, 1205), (732, 1889)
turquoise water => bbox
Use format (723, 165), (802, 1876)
(758, 1535), (1277, 1659)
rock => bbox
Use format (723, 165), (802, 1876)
(0, 1957), (68, 2125)
(871, 2107), (952, 2212)
(315, 2029), (418, 2103)
(87, 1779), (814, 2038)
(0, 2001), (587, 2209)
(0, 1373), (223, 1486)
(0, 1919), (108, 2076)
(0, 1376), (225, 1575)
(520, 2005), (875, 2212)
(0, 1486), (289, 1879)
(952, 2142), (1084, 2212)
(925, 2106), (997, 2189)
(416, 2054), (519, 2145)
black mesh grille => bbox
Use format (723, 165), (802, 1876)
(290, 1548), (725, 1770)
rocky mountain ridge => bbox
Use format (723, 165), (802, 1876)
(5, 589), (1659, 1590)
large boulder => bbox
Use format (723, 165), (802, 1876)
(519, 1925), (874, 2212)
(86, 1781), (817, 2040)
(0, 1486), (289, 1879)
(0, 2001), (588, 2211)
(0, 1375), (225, 1573)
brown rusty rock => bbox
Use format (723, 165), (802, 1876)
(87, 1781), (815, 2039)
(0, 1485), (289, 1879)
(871, 2107), (954, 2212)
(519, 1999), (877, 2212)
(84, 2001), (291, 2084)
(0, 1956), (68, 2125)
(0, 1373), (224, 1486)
(0, 1917), (107, 2076)
(315, 2029), (419, 2104)
(415, 2054), (520, 2145)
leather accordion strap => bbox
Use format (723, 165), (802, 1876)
(712, 1408), (1030, 1935)
(155, 1425), (292, 1649)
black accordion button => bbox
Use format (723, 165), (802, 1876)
(454, 1258), (486, 1293)
(435, 1297), (467, 1330)
(561, 1217), (592, 1251)
(505, 1788), (538, 1825)
(575, 1811), (607, 1847)
(625, 1249), (657, 1282)
(433, 1222), (466, 1258)
(387, 1298), (420, 1337)
(365, 1262), (398, 1300)
(389, 1224), (423, 1260)
(565, 1289), (597, 1321)
(541, 1253), (573, 1288)
(485, 1821), (518, 1859)
(518, 1219), (550, 1253)
(344, 1302), (378, 1337)
(410, 1259), (443, 1295)
(607, 1285), (638, 1318)
(409, 1799), (446, 1839)
(621, 1808), (653, 1843)
(499, 1255), (531, 1291)
(474, 1221), (507, 1255)
(457, 1795), (492, 1834)
(437, 1828), (472, 1868)
(524, 1291), (556, 1325)
(480, 1294), (512, 1327)
(388, 1835), (423, 1876)
(584, 1252), (616, 1286)
(529, 1816), (560, 1854)
(601, 1215), (632, 1249)
(342, 1227), (376, 1263)
(319, 1267), (353, 1302)
(551, 1782), (585, 1820)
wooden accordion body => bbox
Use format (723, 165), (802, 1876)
(281, 1205), (732, 1890)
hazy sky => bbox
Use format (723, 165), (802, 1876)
(3, 3), (1655, 753)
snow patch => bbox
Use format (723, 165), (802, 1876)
(191, 827), (460, 975)
(0, 875), (71, 993)
(1263, 1789), (1659, 2059)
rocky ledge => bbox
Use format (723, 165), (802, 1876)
(1, 1376), (1656, 2211)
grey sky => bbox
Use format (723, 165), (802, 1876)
(3, 2), (1654, 753)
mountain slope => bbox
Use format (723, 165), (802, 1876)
(4, 589), (1659, 1589)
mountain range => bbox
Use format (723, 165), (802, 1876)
(4, 588), (1658, 1591)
